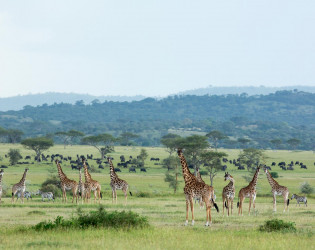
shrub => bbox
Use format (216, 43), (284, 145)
(270, 172), (279, 178)
(33, 206), (149, 231)
(41, 175), (60, 187)
(136, 191), (152, 198)
(8, 149), (22, 165)
(259, 219), (296, 232)
(41, 184), (61, 198)
(199, 170), (208, 176)
(89, 165), (101, 173)
(300, 182), (314, 194)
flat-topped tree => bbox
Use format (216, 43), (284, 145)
(206, 130), (227, 151)
(55, 130), (85, 149)
(82, 133), (116, 159)
(118, 132), (139, 146)
(21, 137), (54, 162)
(160, 133), (182, 155)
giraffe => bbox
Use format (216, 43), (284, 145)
(11, 168), (28, 203)
(237, 167), (260, 216)
(222, 172), (235, 216)
(0, 169), (4, 203)
(55, 160), (78, 203)
(77, 167), (88, 204)
(195, 168), (205, 208)
(108, 157), (131, 205)
(264, 168), (290, 212)
(177, 149), (218, 226)
(82, 159), (102, 203)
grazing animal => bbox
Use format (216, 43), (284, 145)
(82, 159), (102, 203)
(222, 172), (235, 216)
(237, 167), (260, 215)
(12, 168), (29, 203)
(77, 167), (89, 204)
(16, 191), (32, 201)
(55, 160), (78, 203)
(291, 194), (307, 207)
(177, 149), (218, 227)
(36, 190), (54, 202)
(108, 157), (131, 205)
(0, 169), (4, 203)
(264, 168), (290, 212)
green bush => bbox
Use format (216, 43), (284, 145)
(259, 219), (296, 232)
(136, 191), (152, 198)
(89, 165), (101, 173)
(41, 175), (60, 187)
(300, 182), (314, 194)
(270, 172), (279, 178)
(8, 149), (22, 165)
(41, 184), (61, 198)
(33, 206), (149, 231)
(199, 170), (208, 176)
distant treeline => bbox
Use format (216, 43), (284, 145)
(0, 90), (314, 150)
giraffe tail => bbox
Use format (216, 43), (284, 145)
(287, 199), (290, 206)
(212, 199), (219, 213)
(224, 201), (228, 209)
(237, 197), (240, 208)
(129, 191), (133, 196)
(100, 192), (103, 199)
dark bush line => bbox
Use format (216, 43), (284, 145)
(259, 219), (296, 232)
(33, 206), (149, 231)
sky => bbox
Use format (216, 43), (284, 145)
(0, 1), (315, 98)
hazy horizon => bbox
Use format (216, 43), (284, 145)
(1, 1), (315, 98)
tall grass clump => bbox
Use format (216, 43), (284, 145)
(300, 182), (314, 194)
(259, 219), (296, 232)
(34, 205), (149, 231)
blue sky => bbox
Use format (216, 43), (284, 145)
(0, 1), (314, 97)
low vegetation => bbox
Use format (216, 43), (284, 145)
(259, 219), (296, 232)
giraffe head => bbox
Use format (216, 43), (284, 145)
(263, 167), (268, 174)
(0, 169), (4, 176)
(25, 168), (29, 172)
(177, 148), (183, 156)
(55, 159), (59, 164)
(224, 172), (233, 181)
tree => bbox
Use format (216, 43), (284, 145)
(238, 148), (266, 172)
(287, 138), (301, 150)
(163, 156), (181, 193)
(177, 135), (210, 173)
(118, 132), (139, 146)
(160, 133), (182, 155)
(55, 130), (85, 148)
(21, 137), (54, 162)
(200, 151), (228, 186)
(270, 139), (282, 150)
(81, 133), (116, 159)
(138, 149), (148, 167)
(206, 130), (227, 151)
(6, 129), (24, 143)
(237, 138), (251, 149)
(8, 149), (22, 165)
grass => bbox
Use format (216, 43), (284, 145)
(0, 144), (314, 249)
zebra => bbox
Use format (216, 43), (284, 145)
(291, 194), (307, 207)
(36, 190), (54, 202)
(16, 191), (32, 201)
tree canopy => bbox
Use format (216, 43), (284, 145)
(21, 137), (54, 162)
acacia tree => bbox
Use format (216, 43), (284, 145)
(81, 133), (116, 159)
(206, 130), (227, 151)
(238, 138), (251, 149)
(138, 149), (148, 167)
(118, 132), (139, 146)
(7, 129), (24, 143)
(177, 135), (210, 173)
(163, 156), (181, 193)
(55, 130), (85, 149)
(270, 139), (282, 150)
(21, 137), (54, 162)
(287, 138), (301, 150)
(160, 133), (182, 155)
(200, 151), (228, 186)
(238, 148), (266, 172)
(8, 148), (22, 165)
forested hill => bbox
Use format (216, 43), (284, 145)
(1, 90), (315, 149)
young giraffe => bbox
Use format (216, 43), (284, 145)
(0, 169), (4, 203)
(222, 172), (235, 216)
(82, 159), (102, 203)
(237, 167), (260, 216)
(55, 160), (78, 203)
(11, 168), (29, 203)
(264, 168), (290, 212)
(107, 157), (131, 205)
(77, 167), (88, 204)
(194, 168), (205, 208)
(177, 149), (218, 226)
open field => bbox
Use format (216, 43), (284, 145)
(0, 144), (314, 249)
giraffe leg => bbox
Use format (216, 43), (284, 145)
(227, 199), (230, 216)
(21, 192), (24, 204)
(124, 190), (127, 206)
(185, 198), (189, 226)
(205, 199), (211, 226)
(273, 194), (276, 212)
(240, 197), (245, 216)
(222, 197), (225, 216)
(94, 190), (97, 203)
(248, 197), (252, 215)
(231, 199), (233, 215)
(189, 197), (194, 225)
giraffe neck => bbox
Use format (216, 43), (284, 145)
(0, 173), (3, 185)
(56, 163), (69, 183)
(249, 168), (260, 187)
(18, 169), (28, 185)
(83, 162), (92, 182)
(178, 152), (195, 183)
(228, 178), (235, 187)
(108, 158), (118, 181)
(265, 169), (278, 187)
(79, 169), (83, 185)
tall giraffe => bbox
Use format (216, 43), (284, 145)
(11, 168), (28, 203)
(108, 157), (131, 205)
(237, 167), (260, 215)
(222, 172), (235, 216)
(264, 168), (290, 212)
(0, 169), (4, 203)
(177, 149), (218, 226)
(82, 159), (102, 203)
(55, 160), (78, 203)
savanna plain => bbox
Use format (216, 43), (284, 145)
(0, 144), (314, 249)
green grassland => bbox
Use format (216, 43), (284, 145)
(0, 144), (314, 249)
